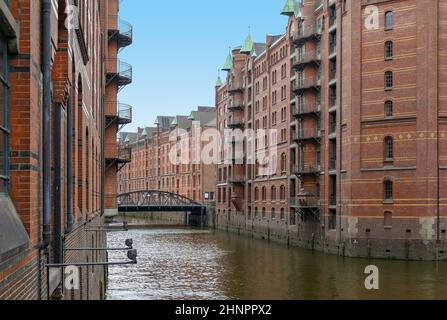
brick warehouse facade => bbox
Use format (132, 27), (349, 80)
(215, 0), (447, 261)
(118, 107), (217, 206)
(0, 0), (133, 300)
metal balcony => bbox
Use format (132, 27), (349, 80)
(228, 117), (245, 129)
(106, 143), (132, 172)
(228, 175), (245, 185)
(292, 77), (321, 94)
(228, 101), (245, 112)
(292, 164), (321, 177)
(292, 129), (322, 143)
(291, 192), (321, 221)
(105, 102), (133, 131)
(106, 59), (133, 90)
(292, 103), (321, 118)
(227, 81), (245, 94)
(292, 26), (322, 46)
(108, 16), (133, 49)
(293, 51), (321, 71)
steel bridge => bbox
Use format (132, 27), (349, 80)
(117, 190), (206, 216)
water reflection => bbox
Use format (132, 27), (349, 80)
(106, 228), (447, 300)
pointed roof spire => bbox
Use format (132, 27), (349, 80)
(124, 135), (130, 143)
(188, 112), (195, 121)
(281, 0), (296, 16)
(170, 117), (178, 128)
(141, 127), (148, 137)
(240, 27), (254, 54)
(222, 47), (233, 71)
(154, 117), (160, 125)
(215, 70), (223, 87)
(251, 49), (258, 59)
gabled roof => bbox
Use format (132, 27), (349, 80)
(155, 116), (175, 130)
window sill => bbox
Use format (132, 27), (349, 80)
(383, 200), (394, 205)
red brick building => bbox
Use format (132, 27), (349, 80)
(119, 107), (217, 205)
(0, 0), (133, 300)
(216, 0), (447, 260)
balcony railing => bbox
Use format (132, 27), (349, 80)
(292, 26), (322, 45)
(296, 195), (321, 208)
(108, 15), (133, 48)
(228, 175), (245, 185)
(294, 51), (321, 70)
(106, 142), (131, 166)
(105, 101), (133, 130)
(228, 101), (245, 112)
(106, 59), (133, 89)
(292, 129), (322, 142)
(292, 103), (321, 118)
(227, 81), (244, 93)
(228, 117), (245, 129)
(292, 164), (321, 176)
(292, 77), (321, 93)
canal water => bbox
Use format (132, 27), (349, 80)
(106, 228), (447, 300)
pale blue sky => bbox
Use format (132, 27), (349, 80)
(118, 0), (291, 131)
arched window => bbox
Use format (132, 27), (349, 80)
(384, 137), (394, 161)
(255, 187), (259, 201)
(280, 185), (286, 201)
(262, 207), (266, 219)
(271, 208), (276, 220)
(271, 186), (277, 201)
(385, 101), (393, 118)
(385, 11), (394, 30)
(385, 71), (393, 90)
(280, 208), (286, 220)
(262, 186), (267, 201)
(385, 41), (393, 59)
(255, 207), (258, 218)
(384, 180), (393, 201)
(281, 153), (287, 173)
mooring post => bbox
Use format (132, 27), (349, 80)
(200, 207), (204, 228)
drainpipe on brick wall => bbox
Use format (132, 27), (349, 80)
(66, 93), (74, 234)
(54, 102), (62, 264)
(39, 0), (52, 250)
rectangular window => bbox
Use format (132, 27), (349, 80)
(0, 34), (10, 194)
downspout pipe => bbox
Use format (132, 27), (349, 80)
(40, 0), (52, 249)
(66, 93), (74, 234)
(54, 103), (62, 263)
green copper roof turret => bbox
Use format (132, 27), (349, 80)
(222, 53), (233, 71)
(154, 118), (160, 125)
(240, 34), (254, 54)
(170, 117), (178, 127)
(215, 76), (223, 87)
(124, 135), (130, 143)
(188, 112), (195, 121)
(141, 128), (148, 136)
(281, 0), (296, 16)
